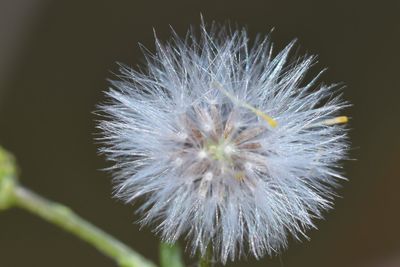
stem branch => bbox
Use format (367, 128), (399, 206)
(12, 186), (157, 267)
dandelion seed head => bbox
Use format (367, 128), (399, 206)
(98, 22), (349, 263)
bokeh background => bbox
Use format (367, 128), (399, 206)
(1, 1), (399, 267)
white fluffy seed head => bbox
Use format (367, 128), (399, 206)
(98, 22), (349, 263)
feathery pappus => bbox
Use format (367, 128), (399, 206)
(98, 22), (349, 263)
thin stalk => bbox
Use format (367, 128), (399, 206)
(199, 246), (213, 267)
(12, 186), (157, 267)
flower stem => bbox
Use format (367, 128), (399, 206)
(159, 242), (185, 267)
(0, 146), (157, 266)
(11, 186), (157, 267)
(199, 246), (213, 267)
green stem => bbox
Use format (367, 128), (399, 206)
(159, 242), (185, 267)
(11, 186), (157, 267)
(199, 246), (213, 267)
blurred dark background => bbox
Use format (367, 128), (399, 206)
(0, 1), (399, 266)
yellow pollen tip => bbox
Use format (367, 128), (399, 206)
(234, 171), (245, 181)
(253, 109), (278, 128)
(212, 81), (278, 128)
(322, 116), (349, 125)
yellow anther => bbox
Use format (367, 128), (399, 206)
(212, 81), (278, 128)
(322, 116), (349, 126)
(234, 171), (245, 181)
(251, 108), (278, 128)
